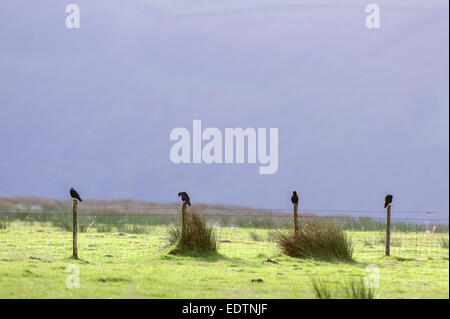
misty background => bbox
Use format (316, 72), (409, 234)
(0, 0), (448, 219)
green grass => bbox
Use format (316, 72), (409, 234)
(1, 211), (448, 233)
(310, 276), (376, 299)
(0, 216), (10, 229)
(440, 235), (449, 249)
(249, 231), (264, 242)
(273, 218), (354, 261)
(0, 222), (448, 298)
(168, 211), (218, 255)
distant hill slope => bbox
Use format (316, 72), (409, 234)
(0, 196), (288, 216)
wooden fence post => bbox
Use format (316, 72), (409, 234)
(72, 199), (78, 258)
(181, 202), (187, 241)
(385, 204), (391, 256)
(293, 203), (299, 235)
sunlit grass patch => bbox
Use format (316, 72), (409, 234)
(273, 218), (353, 262)
(0, 222), (448, 299)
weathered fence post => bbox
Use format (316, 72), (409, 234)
(293, 203), (299, 235)
(72, 199), (78, 258)
(181, 202), (187, 241)
(385, 204), (391, 256)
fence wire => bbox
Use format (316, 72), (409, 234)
(0, 208), (448, 261)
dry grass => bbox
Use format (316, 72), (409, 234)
(273, 217), (353, 261)
(168, 210), (218, 255)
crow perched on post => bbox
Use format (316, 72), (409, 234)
(178, 192), (191, 206)
(70, 188), (82, 202)
(291, 191), (299, 205)
(384, 194), (393, 208)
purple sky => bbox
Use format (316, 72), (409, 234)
(0, 0), (448, 217)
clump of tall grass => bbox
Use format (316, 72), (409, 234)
(166, 227), (181, 247)
(117, 224), (149, 234)
(310, 276), (334, 299)
(440, 235), (449, 249)
(249, 231), (263, 241)
(378, 236), (402, 247)
(167, 211), (217, 255)
(236, 217), (279, 229)
(343, 277), (376, 299)
(273, 218), (353, 261)
(310, 276), (376, 299)
(52, 217), (73, 232)
(0, 216), (10, 229)
(96, 224), (113, 233)
(218, 216), (231, 227)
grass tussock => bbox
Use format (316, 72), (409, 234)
(249, 231), (263, 242)
(273, 218), (353, 261)
(440, 235), (449, 249)
(310, 276), (376, 299)
(0, 216), (10, 229)
(167, 210), (217, 256)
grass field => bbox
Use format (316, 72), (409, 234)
(0, 221), (448, 299)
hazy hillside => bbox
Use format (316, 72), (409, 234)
(0, 196), (288, 216)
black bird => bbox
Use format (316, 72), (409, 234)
(291, 191), (299, 205)
(384, 194), (393, 208)
(178, 192), (191, 206)
(70, 188), (82, 202)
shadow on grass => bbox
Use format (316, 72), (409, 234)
(312, 257), (358, 265)
(164, 248), (225, 262)
(159, 248), (246, 264)
(378, 255), (417, 263)
(66, 255), (90, 264)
